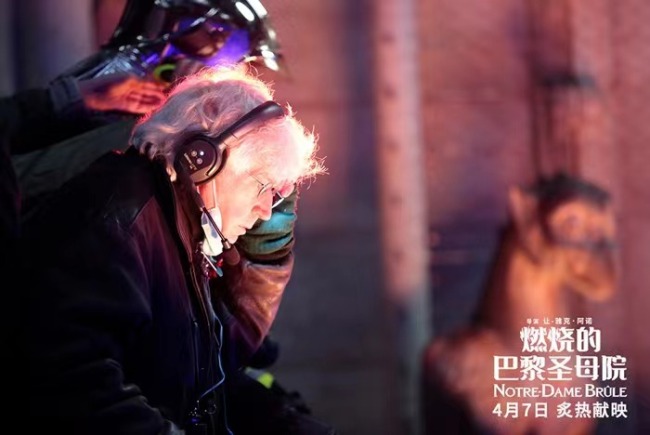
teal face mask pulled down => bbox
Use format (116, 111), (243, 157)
(236, 189), (298, 262)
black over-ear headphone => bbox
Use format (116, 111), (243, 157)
(175, 100), (285, 185)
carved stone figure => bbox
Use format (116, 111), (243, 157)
(422, 173), (618, 435)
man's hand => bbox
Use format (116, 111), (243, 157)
(79, 74), (167, 115)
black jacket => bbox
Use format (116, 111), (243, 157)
(2, 77), (113, 256)
(1, 79), (109, 428)
(21, 147), (292, 434)
(1, 78), (83, 247)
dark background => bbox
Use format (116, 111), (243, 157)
(1, 0), (648, 433)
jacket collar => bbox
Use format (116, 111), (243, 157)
(140, 149), (205, 259)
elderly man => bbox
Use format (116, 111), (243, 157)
(21, 66), (326, 435)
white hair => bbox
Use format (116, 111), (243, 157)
(131, 65), (324, 185)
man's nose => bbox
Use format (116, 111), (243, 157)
(254, 196), (273, 221)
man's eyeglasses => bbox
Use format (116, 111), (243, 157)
(249, 173), (285, 209)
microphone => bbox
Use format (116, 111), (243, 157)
(174, 162), (241, 266)
(199, 202), (241, 266)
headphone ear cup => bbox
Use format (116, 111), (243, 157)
(173, 101), (283, 185)
(175, 136), (227, 185)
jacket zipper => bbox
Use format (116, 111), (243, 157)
(163, 173), (224, 429)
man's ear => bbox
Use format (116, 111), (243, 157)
(508, 185), (544, 261)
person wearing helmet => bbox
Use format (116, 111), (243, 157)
(14, 0), (286, 211)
